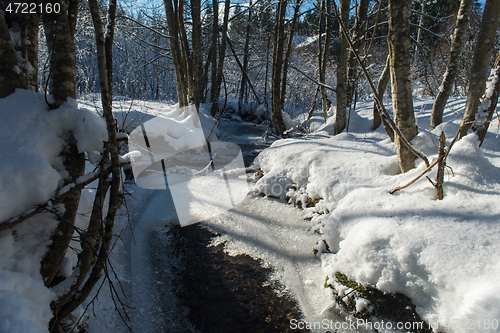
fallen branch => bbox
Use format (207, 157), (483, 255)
(389, 159), (439, 194)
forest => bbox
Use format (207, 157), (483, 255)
(1, 0), (500, 332)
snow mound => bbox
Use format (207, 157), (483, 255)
(0, 89), (108, 333)
(254, 98), (500, 332)
(0, 89), (107, 223)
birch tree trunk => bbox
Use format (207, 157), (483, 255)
(334, 0), (350, 135)
(473, 50), (500, 146)
(430, 0), (473, 130)
(317, 0), (331, 122)
(459, 0), (500, 139)
(389, 0), (417, 173)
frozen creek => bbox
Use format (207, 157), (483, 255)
(100, 120), (371, 333)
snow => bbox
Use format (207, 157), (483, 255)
(0, 90), (107, 223)
(3, 89), (499, 332)
(0, 90), (108, 333)
(254, 97), (500, 332)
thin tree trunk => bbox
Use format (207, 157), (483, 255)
(210, 0), (218, 108)
(192, 0), (202, 110)
(389, 0), (417, 173)
(334, 0), (349, 135)
(271, 0), (288, 135)
(164, 0), (188, 106)
(280, 0), (301, 111)
(211, 0), (230, 116)
(319, 0), (332, 122)
(473, 50), (500, 146)
(373, 54), (390, 130)
(459, 0), (500, 139)
(346, 0), (369, 110)
(177, 0), (194, 98)
(430, 0), (473, 130)
(239, 0), (252, 114)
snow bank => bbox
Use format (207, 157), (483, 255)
(0, 89), (107, 223)
(0, 89), (108, 333)
(254, 99), (500, 332)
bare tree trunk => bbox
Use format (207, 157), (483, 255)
(459, 0), (500, 139)
(211, 0), (231, 116)
(55, 0), (122, 323)
(280, 0), (301, 111)
(164, 0), (188, 106)
(346, 0), (369, 110)
(0, 12), (28, 97)
(40, 0), (85, 289)
(192, 0), (202, 110)
(271, 0), (288, 135)
(177, 0), (194, 98)
(318, 0), (332, 122)
(42, 0), (77, 108)
(430, 0), (473, 130)
(389, 0), (417, 173)
(239, 0), (252, 114)
(210, 0), (218, 108)
(334, 0), (349, 135)
(373, 55), (389, 129)
(473, 50), (500, 146)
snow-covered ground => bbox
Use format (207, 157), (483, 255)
(2, 90), (499, 333)
(254, 97), (500, 332)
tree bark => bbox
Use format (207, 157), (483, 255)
(42, 0), (77, 108)
(39, 1), (84, 288)
(473, 50), (500, 146)
(192, 0), (202, 110)
(346, 0), (369, 110)
(373, 54), (394, 141)
(389, 0), (417, 173)
(459, 0), (500, 139)
(279, 0), (301, 112)
(210, 0), (218, 109)
(177, 0), (194, 98)
(164, 0), (188, 107)
(211, 0), (231, 116)
(271, 0), (288, 135)
(318, 0), (331, 122)
(430, 0), (473, 130)
(0, 12), (28, 97)
(334, 0), (349, 135)
(238, 0), (252, 114)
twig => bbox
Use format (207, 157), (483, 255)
(289, 65), (336, 92)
